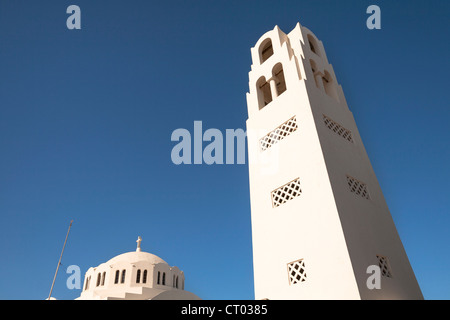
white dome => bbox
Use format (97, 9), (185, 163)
(77, 237), (200, 300)
(106, 251), (168, 266)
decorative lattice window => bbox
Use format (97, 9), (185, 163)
(287, 259), (307, 285)
(271, 178), (302, 208)
(346, 175), (370, 199)
(377, 255), (393, 278)
(260, 116), (298, 151)
(323, 115), (353, 143)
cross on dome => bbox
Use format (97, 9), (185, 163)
(136, 236), (142, 252)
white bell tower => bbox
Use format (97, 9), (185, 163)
(245, 23), (423, 300)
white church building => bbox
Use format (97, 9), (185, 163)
(245, 23), (423, 299)
(76, 237), (200, 300)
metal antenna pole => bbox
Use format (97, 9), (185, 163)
(48, 220), (73, 300)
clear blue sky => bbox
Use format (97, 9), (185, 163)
(0, 0), (448, 300)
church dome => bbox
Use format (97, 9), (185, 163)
(77, 236), (201, 300)
(106, 251), (168, 266)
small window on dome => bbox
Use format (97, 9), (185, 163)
(96, 273), (101, 287)
(114, 270), (120, 284)
(136, 269), (141, 283)
(143, 270), (147, 284)
(162, 272), (166, 285)
(157, 271), (161, 285)
(121, 269), (126, 284)
(101, 272), (106, 286)
(84, 276), (91, 290)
